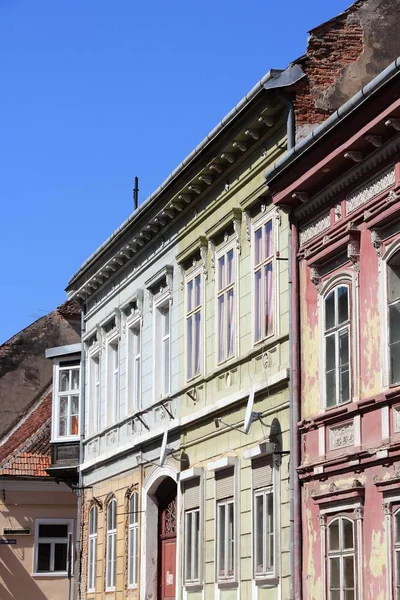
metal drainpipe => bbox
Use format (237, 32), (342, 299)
(74, 306), (86, 600)
(277, 92), (295, 151)
(288, 213), (301, 599)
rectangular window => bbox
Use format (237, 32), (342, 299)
(87, 507), (97, 591)
(57, 364), (80, 438)
(388, 253), (400, 385)
(34, 520), (72, 574)
(186, 271), (202, 380)
(253, 218), (274, 343)
(215, 467), (235, 583)
(106, 500), (117, 591)
(324, 286), (350, 408)
(89, 354), (100, 435)
(217, 246), (236, 363)
(155, 302), (171, 398)
(327, 517), (355, 600)
(128, 322), (141, 412)
(128, 493), (139, 587)
(252, 454), (274, 578)
(183, 477), (201, 585)
(107, 341), (119, 424)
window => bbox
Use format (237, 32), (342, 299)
(89, 353), (100, 435)
(324, 286), (350, 407)
(253, 217), (274, 342)
(88, 507), (97, 591)
(128, 493), (139, 587)
(217, 245), (236, 363)
(215, 468), (235, 583)
(106, 499), (117, 590)
(186, 270), (202, 380)
(388, 251), (400, 384)
(34, 519), (72, 575)
(394, 509), (400, 599)
(327, 517), (355, 600)
(155, 302), (171, 398)
(128, 323), (141, 412)
(183, 477), (201, 585)
(57, 364), (80, 438)
(252, 455), (274, 578)
(107, 342), (119, 424)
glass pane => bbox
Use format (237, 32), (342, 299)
(344, 591), (354, 600)
(343, 555), (354, 588)
(193, 510), (200, 581)
(255, 227), (262, 264)
(163, 336), (170, 394)
(59, 396), (68, 417)
(194, 311), (201, 375)
(218, 504), (226, 578)
(186, 512), (192, 579)
(255, 494), (264, 574)
(338, 287), (349, 324)
(396, 513), (400, 544)
(396, 550), (400, 596)
(195, 275), (201, 308)
(130, 494), (138, 525)
(59, 370), (69, 392)
(90, 508), (97, 535)
(163, 307), (170, 336)
(328, 520), (339, 551)
(391, 341), (400, 385)
(129, 528), (134, 584)
(59, 417), (67, 437)
(71, 369), (79, 390)
(39, 524), (68, 538)
(187, 317), (193, 379)
(339, 329), (350, 403)
(329, 557), (340, 588)
(107, 534), (113, 587)
(265, 263), (273, 336)
(218, 255), (225, 291)
(389, 260), (400, 303)
(265, 221), (273, 258)
(71, 395), (79, 415)
(187, 280), (193, 312)
(255, 269), (262, 342)
(227, 289), (234, 359)
(228, 502), (234, 577)
(267, 492), (274, 569)
(37, 543), (51, 572)
(343, 519), (354, 550)
(339, 329), (349, 368)
(326, 371), (337, 407)
(330, 592), (340, 600)
(134, 328), (141, 355)
(218, 295), (225, 363)
(390, 303), (400, 344)
(108, 502), (116, 531)
(227, 249), (234, 285)
(325, 291), (335, 331)
(326, 334), (336, 372)
(54, 543), (68, 571)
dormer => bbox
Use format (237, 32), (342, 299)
(45, 343), (81, 485)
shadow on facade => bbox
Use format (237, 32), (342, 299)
(0, 545), (49, 600)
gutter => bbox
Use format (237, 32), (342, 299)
(68, 69), (282, 287)
(265, 56), (400, 183)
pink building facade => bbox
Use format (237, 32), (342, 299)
(267, 63), (400, 599)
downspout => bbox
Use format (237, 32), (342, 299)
(74, 306), (86, 600)
(277, 92), (295, 151)
(288, 213), (301, 599)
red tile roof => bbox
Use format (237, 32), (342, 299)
(0, 389), (52, 478)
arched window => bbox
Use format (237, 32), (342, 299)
(128, 492), (139, 587)
(327, 517), (355, 600)
(388, 251), (400, 384)
(106, 499), (117, 591)
(87, 506), (97, 592)
(324, 285), (351, 407)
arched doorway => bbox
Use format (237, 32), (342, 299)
(156, 478), (177, 600)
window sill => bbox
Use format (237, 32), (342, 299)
(254, 576), (279, 588)
(51, 436), (80, 443)
(32, 572), (68, 578)
(217, 580), (238, 589)
(184, 583), (203, 591)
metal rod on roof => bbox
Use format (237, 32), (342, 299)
(133, 176), (139, 210)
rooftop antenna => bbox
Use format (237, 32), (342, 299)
(133, 176), (139, 210)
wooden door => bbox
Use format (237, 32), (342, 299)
(158, 493), (177, 600)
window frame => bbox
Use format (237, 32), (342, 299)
(253, 486), (274, 580)
(215, 240), (238, 365)
(387, 249), (400, 386)
(184, 507), (201, 585)
(88, 348), (100, 436)
(127, 314), (142, 414)
(33, 518), (73, 577)
(185, 265), (204, 382)
(153, 293), (171, 401)
(251, 210), (277, 346)
(105, 498), (117, 591)
(106, 334), (119, 426)
(323, 283), (352, 409)
(87, 506), (97, 592)
(52, 360), (80, 442)
(216, 497), (235, 583)
(127, 492), (139, 589)
(326, 516), (356, 600)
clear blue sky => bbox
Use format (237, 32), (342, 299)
(0, 0), (351, 344)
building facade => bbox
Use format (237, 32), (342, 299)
(267, 61), (400, 600)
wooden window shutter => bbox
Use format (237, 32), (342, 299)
(252, 455), (273, 489)
(215, 467), (235, 500)
(183, 477), (200, 511)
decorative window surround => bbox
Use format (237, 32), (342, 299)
(206, 208), (242, 257)
(105, 498), (117, 591)
(346, 166), (395, 213)
(243, 442), (277, 460)
(207, 456), (237, 472)
(176, 236), (208, 280)
(99, 308), (121, 337)
(33, 519), (73, 577)
(215, 240), (237, 364)
(299, 211), (331, 246)
(121, 289), (144, 323)
(145, 266), (173, 313)
(328, 421), (354, 451)
(185, 266), (204, 382)
(179, 467), (204, 482)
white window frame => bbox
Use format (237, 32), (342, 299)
(128, 492), (139, 588)
(153, 294), (171, 401)
(327, 516), (356, 600)
(106, 498), (117, 591)
(185, 266), (204, 382)
(33, 518), (73, 576)
(253, 487), (274, 579)
(106, 334), (119, 426)
(87, 506), (97, 592)
(52, 360), (80, 442)
(215, 240), (238, 365)
(251, 209), (277, 345)
(88, 349), (100, 436)
(216, 497), (235, 583)
(181, 467), (204, 588)
(323, 284), (351, 409)
(386, 248), (400, 387)
(382, 497), (400, 600)
(184, 508), (201, 585)
(127, 315), (142, 414)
